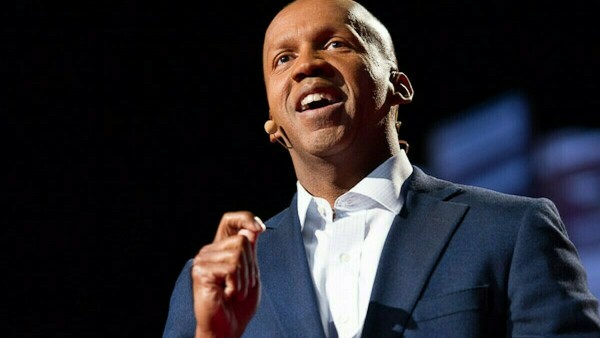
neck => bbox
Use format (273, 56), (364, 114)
(292, 142), (396, 207)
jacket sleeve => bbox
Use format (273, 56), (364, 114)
(507, 198), (600, 337)
(163, 259), (196, 338)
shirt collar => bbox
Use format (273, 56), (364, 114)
(297, 150), (413, 229)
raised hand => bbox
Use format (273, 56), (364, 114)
(192, 211), (266, 338)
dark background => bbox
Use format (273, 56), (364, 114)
(10, 0), (599, 336)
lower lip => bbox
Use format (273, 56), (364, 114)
(298, 101), (344, 120)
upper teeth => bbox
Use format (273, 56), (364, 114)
(301, 93), (330, 107)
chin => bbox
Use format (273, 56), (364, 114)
(307, 130), (352, 156)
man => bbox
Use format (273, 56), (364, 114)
(163, 0), (600, 337)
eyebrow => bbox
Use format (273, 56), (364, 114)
(268, 24), (360, 52)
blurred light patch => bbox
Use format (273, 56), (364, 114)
(426, 93), (600, 299)
(426, 91), (531, 195)
(533, 129), (600, 298)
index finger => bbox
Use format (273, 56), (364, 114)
(214, 211), (266, 243)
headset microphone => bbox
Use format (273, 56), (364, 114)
(264, 120), (292, 149)
(264, 120), (278, 135)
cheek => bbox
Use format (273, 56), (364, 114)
(353, 72), (383, 110)
(353, 62), (381, 94)
(365, 71), (389, 109)
(266, 79), (289, 111)
(359, 57), (390, 104)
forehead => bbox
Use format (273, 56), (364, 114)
(264, 0), (366, 48)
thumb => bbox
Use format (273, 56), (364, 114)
(214, 211), (265, 242)
(238, 216), (266, 244)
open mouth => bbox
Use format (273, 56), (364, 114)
(297, 91), (341, 112)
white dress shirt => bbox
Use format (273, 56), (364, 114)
(297, 151), (413, 338)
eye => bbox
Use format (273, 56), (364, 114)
(276, 54), (294, 66)
(325, 40), (347, 50)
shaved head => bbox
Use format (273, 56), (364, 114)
(265, 0), (398, 71)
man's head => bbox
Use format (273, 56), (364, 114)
(262, 0), (413, 162)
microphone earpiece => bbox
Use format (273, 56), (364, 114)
(264, 120), (278, 135)
(263, 119), (292, 149)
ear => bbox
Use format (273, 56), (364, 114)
(390, 71), (414, 104)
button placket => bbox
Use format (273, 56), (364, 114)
(325, 214), (365, 338)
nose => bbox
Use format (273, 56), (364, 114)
(292, 50), (334, 82)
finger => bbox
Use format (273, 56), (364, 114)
(239, 236), (253, 300)
(237, 236), (255, 300)
(253, 216), (267, 232)
(191, 259), (226, 310)
(251, 216), (266, 287)
(239, 217), (265, 288)
(214, 211), (265, 242)
(238, 229), (257, 244)
(237, 216), (267, 246)
(223, 269), (237, 300)
(192, 251), (237, 284)
(250, 244), (259, 289)
(194, 255), (239, 301)
(195, 236), (254, 300)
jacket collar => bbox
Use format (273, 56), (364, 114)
(362, 166), (468, 335)
(257, 196), (326, 338)
(257, 166), (468, 337)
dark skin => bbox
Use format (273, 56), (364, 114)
(192, 211), (263, 338)
(192, 0), (413, 337)
(263, 0), (412, 206)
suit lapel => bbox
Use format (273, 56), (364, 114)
(257, 196), (326, 338)
(362, 168), (469, 336)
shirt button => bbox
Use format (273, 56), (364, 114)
(339, 253), (351, 263)
(340, 315), (349, 323)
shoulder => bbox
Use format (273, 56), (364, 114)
(412, 165), (560, 221)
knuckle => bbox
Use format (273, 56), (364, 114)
(231, 234), (246, 246)
(224, 248), (243, 265)
(221, 210), (253, 222)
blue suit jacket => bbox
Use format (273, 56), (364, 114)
(164, 167), (600, 337)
